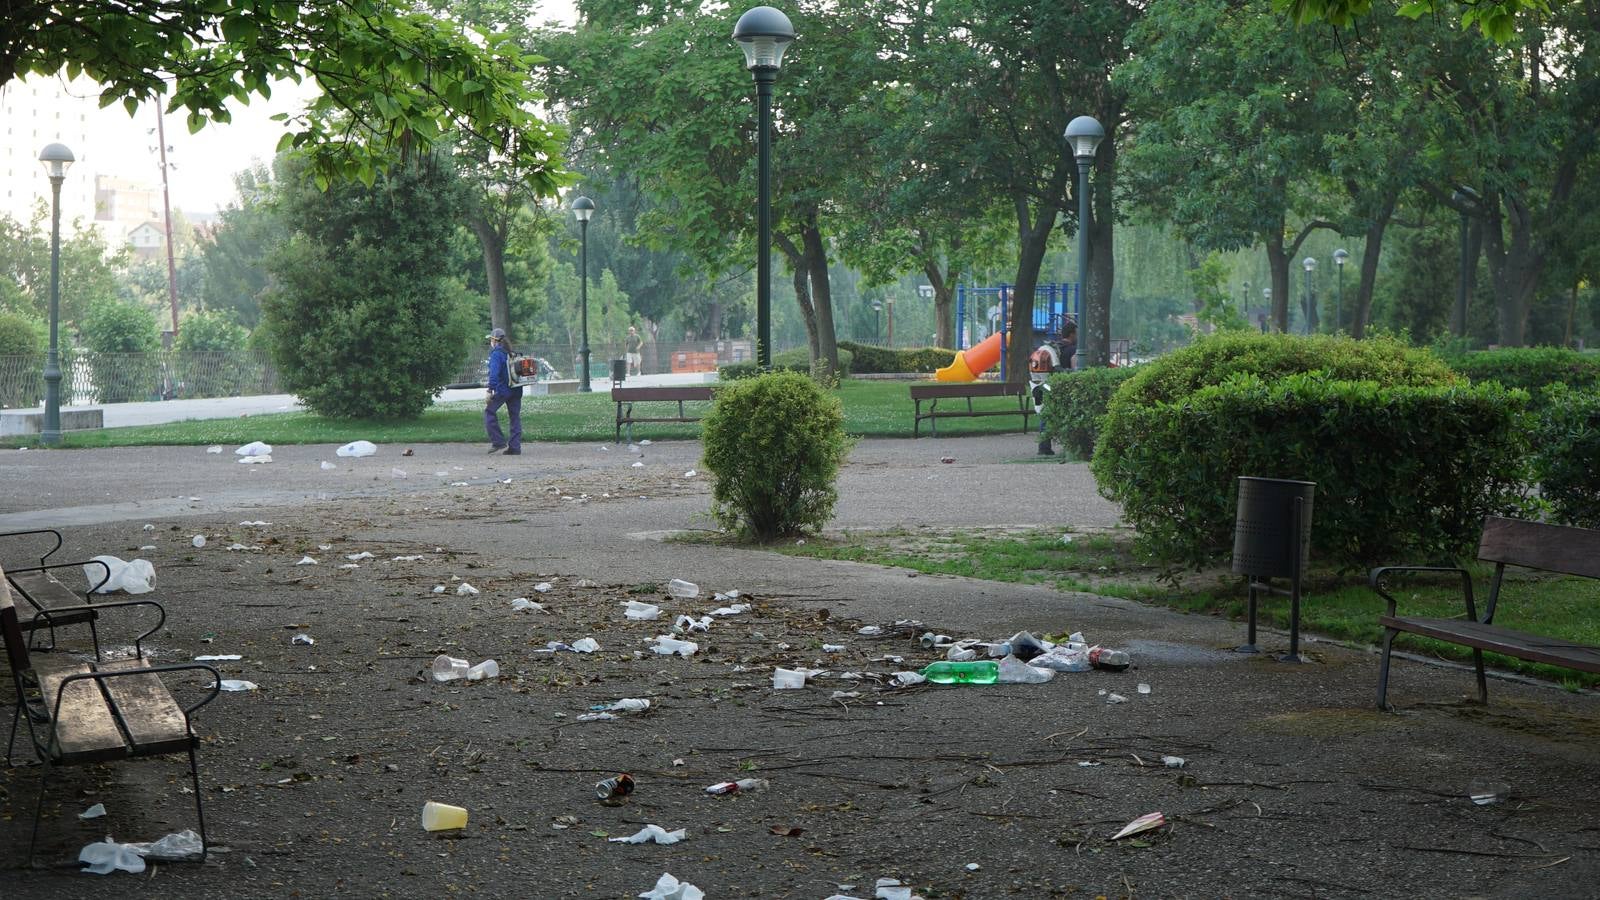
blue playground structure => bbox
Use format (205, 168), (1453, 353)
(954, 283), (1080, 381)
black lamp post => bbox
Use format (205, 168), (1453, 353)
(1451, 187), (1478, 338)
(1064, 116), (1105, 366)
(572, 195), (595, 393)
(1332, 249), (1348, 334)
(871, 301), (882, 342)
(1242, 281), (1251, 320)
(733, 6), (796, 370)
(1301, 256), (1318, 334)
(38, 143), (74, 446)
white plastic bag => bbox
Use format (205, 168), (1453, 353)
(234, 441), (272, 457)
(84, 556), (155, 595)
(335, 440), (377, 458)
(997, 654), (1056, 684)
(609, 824), (686, 845)
(639, 872), (705, 900)
(1031, 645), (1092, 673)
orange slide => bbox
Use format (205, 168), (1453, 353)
(934, 333), (1003, 382)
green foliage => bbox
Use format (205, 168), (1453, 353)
(1440, 347), (1600, 396)
(4, 2), (565, 191)
(722, 349), (858, 382)
(0, 311), (45, 355)
(0, 210), (123, 328)
(838, 342), (956, 374)
(1188, 254), (1249, 332)
(1277, 0), (1535, 41)
(1040, 366), (1140, 460)
(701, 372), (852, 540)
(1110, 331), (1459, 414)
(79, 299), (162, 402)
(1094, 373), (1532, 569)
(1530, 386), (1600, 528)
(175, 311), (247, 352)
(199, 162), (285, 330)
(173, 311), (251, 399)
(260, 156), (477, 420)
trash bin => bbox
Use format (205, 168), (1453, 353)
(610, 359), (627, 386)
(1231, 476), (1315, 578)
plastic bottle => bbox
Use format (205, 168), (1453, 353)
(704, 778), (769, 795)
(920, 660), (999, 684)
(1088, 646), (1131, 671)
(595, 773), (635, 799)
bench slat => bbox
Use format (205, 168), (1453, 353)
(8, 571), (96, 632)
(36, 661), (130, 764)
(1382, 615), (1600, 674)
(100, 658), (193, 756)
(1478, 517), (1600, 580)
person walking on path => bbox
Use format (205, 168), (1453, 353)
(484, 328), (523, 455)
(625, 326), (644, 376)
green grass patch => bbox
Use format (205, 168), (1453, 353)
(782, 527), (1600, 688)
(4, 379), (1040, 448)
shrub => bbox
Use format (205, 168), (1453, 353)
(1439, 347), (1600, 400)
(722, 347), (853, 382)
(1109, 331), (1459, 415)
(0, 312), (46, 407)
(80, 299), (162, 402)
(1093, 373), (1532, 569)
(1040, 366), (1139, 459)
(838, 342), (955, 374)
(0, 312), (45, 355)
(1531, 385), (1600, 528)
(701, 371), (852, 540)
(175, 310), (251, 398)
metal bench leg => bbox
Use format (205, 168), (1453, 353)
(189, 744), (210, 862)
(1377, 627), (1397, 711)
(1472, 649), (1488, 704)
(27, 766), (53, 865)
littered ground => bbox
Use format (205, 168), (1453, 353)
(1, 435), (1597, 898)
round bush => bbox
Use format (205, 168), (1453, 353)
(1041, 366), (1139, 460)
(0, 312), (45, 356)
(80, 299), (162, 403)
(175, 310), (250, 398)
(701, 372), (852, 540)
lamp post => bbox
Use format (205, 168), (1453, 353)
(1301, 256), (1318, 334)
(1332, 249), (1348, 334)
(871, 301), (882, 342)
(1242, 281), (1251, 320)
(1262, 286), (1272, 332)
(572, 195), (595, 393)
(38, 143), (74, 446)
(733, 6), (796, 370)
(1064, 116), (1105, 367)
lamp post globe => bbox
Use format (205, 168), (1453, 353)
(1332, 249), (1348, 334)
(733, 6), (795, 370)
(572, 195), (596, 393)
(38, 142), (75, 446)
(1063, 115), (1105, 366)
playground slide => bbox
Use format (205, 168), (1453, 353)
(934, 332), (1003, 382)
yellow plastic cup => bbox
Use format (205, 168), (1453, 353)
(421, 801), (468, 831)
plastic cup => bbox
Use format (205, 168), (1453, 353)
(431, 655), (470, 682)
(421, 801), (468, 831)
(772, 668), (808, 689)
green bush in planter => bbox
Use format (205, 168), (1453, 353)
(1093, 373), (1532, 570)
(1040, 366), (1139, 459)
(1531, 385), (1600, 528)
(701, 372), (852, 540)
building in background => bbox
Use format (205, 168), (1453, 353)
(94, 175), (164, 249)
(0, 75), (96, 231)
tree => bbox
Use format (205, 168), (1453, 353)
(0, 209), (124, 328)
(260, 154), (478, 419)
(3, 0), (565, 189)
(199, 162), (287, 330)
(1278, 0), (1546, 42)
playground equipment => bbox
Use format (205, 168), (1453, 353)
(935, 283), (1080, 382)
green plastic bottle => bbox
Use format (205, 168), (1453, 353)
(920, 660), (999, 684)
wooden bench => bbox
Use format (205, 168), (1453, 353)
(1371, 517), (1600, 710)
(2, 528), (112, 647)
(613, 385), (716, 441)
(2, 564), (219, 864)
(909, 382), (1032, 437)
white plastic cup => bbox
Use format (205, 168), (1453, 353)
(421, 801), (468, 831)
(431, 655), (470, 682)
(666, 578), (699, 599)
(772, 668), (808, 689)
(466, 660), (499, 680)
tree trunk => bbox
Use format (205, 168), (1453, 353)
(468, 214), (512, 340)
(801, 223), (840, 378)
(1087, 144), (1117, 364)
(774, 233), (817, 362)
(1006, 204), (1054, 383)
(1348, 195), (1395, 339)
(924, 260), (957, 349)
(1481, 192), (1543, 347)
(1266, 230), (1290, 333)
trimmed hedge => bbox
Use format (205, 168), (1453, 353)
(838, 341), (957, 374)
(1110, 332), (1459, 414)
(1531, 385), (1600, 528)
(1094, 372), (1532, 570)
(1440, 347), (1600, 402)
(1040, 366), (1139, 460)
(719, 347), (853, 382)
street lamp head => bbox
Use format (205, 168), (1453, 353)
(1302, 256), (1317, 273)
(1263, 287), (1272, 300)
(1333, 249), (1349, 267)
(38, 142), (75, 179)
(1064, 115), (1105, 160)
(733, 6), (796, 71)
(1452, 185), (1480, 207)
(571, 195), (595, 223)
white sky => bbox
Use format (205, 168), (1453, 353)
(87, 2), (578, 217)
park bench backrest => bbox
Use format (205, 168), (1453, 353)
(1477, 517), (1600, 580)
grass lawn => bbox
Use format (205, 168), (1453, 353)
(7, 379), (1034, 448)
(779, 527), (1600, 690)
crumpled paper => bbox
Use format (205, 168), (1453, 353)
(609, 824), (686, 845)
